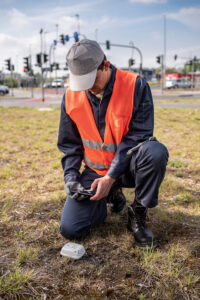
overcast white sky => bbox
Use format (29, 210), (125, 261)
(0, 0), (200, 74)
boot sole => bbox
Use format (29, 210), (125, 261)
(135, 241), (158, 250)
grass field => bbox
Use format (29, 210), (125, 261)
(0, 105), (200, 300)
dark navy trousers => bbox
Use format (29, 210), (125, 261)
(60, 141), (169, 239)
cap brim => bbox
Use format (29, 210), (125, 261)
(69, 69), (97, 91)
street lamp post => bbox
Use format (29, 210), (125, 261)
(75, 14), (80, 34)
(40, 28), (45, 102)
(129, 41), (134, 72)
(163, 14), (166, 79)
(55, 24), (59, 94)
(29, 44), (34, 98)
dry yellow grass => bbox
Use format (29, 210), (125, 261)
(0, 106), (199, 300)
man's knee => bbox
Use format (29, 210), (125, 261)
(140, 141), (169, 169)
(60, 221), (90, 240)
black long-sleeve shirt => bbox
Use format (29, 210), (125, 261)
(57, 65), (154, 183)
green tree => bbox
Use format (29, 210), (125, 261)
(183, 58), (200, 73)
(3, 77), (18, 88)
(166, 67), (177, 74)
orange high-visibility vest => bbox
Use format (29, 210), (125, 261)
(65, 68), (138, 175)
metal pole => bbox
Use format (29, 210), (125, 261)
(40, 28), (45, 102)
(30, 54), (34, 98)
(161, 55), (164, 92)
(29, 45), (34, 98)
(55, 24), (58, 94)
(163, 14), (166, 80)
(11, 58), (14, 96)
(129, 41), (134, 72)
(44, 31), (48, 54)
(192, 58), (194, 88)
(75, 14), (80, 34)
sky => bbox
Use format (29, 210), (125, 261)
(0, 0), (200, 75)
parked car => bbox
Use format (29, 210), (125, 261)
(43, 82), (52, 88)
(0, 85), (9, 95)
(51, 79), (64, 88)
(165, 77), (194, 89)
(176, 78), (194, 88)
(165, 78), (178, 89)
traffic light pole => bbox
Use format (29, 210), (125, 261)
(161, 55), (164, 92)
(100, 42), (143, 74)
(29, 54), (34, 98)
(53, 46), (58, 94)
(40, 29), (45, 102)
(10, 59), (14, 97)
(156, 55), (164, 91)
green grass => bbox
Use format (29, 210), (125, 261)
(15, 248), (38, 266)
(175, 194), (191, 203)
(0, 106), (199, 300)
(168, 160), (187, 168)
(0, 268), (33, 294)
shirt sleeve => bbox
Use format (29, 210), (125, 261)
(107, 76), (154, 179)
(57, 94), (84, 183)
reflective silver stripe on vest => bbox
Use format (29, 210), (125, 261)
(102, 143), (117, 152)
(82, 139), (117, 153)
(84, 154), (106, 170)
(82, 139), (102, 150)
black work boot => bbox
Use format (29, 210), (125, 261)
(127, 202), (157, 249)
(108, 187), (126, 213)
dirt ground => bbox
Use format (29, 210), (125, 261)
(0, 106), (199, 300)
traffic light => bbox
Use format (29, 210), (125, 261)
(50, 64), (54, 72)
(106, 40), (110, 50)
(5, 59), (11, 71)
(23, 57), (30, 72)
(56, 63), (59, 70)
(43, 54), (48, 63)
(36, 53), (42, 66)
(156, 56), (161, 64)
(65, 35), (70, 42)
(73, 32), (79, 42)
(60, 34), (65, 44)
(64, 63), (68, 70)
(174, 54), (178, 60)
(128, 58), (135, 67)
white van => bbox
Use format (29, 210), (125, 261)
(51, 79), (64, 88)
(165, 78), (178, 89)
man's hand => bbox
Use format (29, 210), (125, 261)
(90, 175), (116, 201)
(65, 181), (93, 201)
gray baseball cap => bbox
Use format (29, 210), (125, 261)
(66, 39), (104, 91)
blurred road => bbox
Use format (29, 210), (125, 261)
(0, 87), (200, 108)
(0, 88), (63, 108)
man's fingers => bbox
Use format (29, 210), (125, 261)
(90, 182), (103, 200)
(90, 176), (114, 201)
(90, 178), (99, 191)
